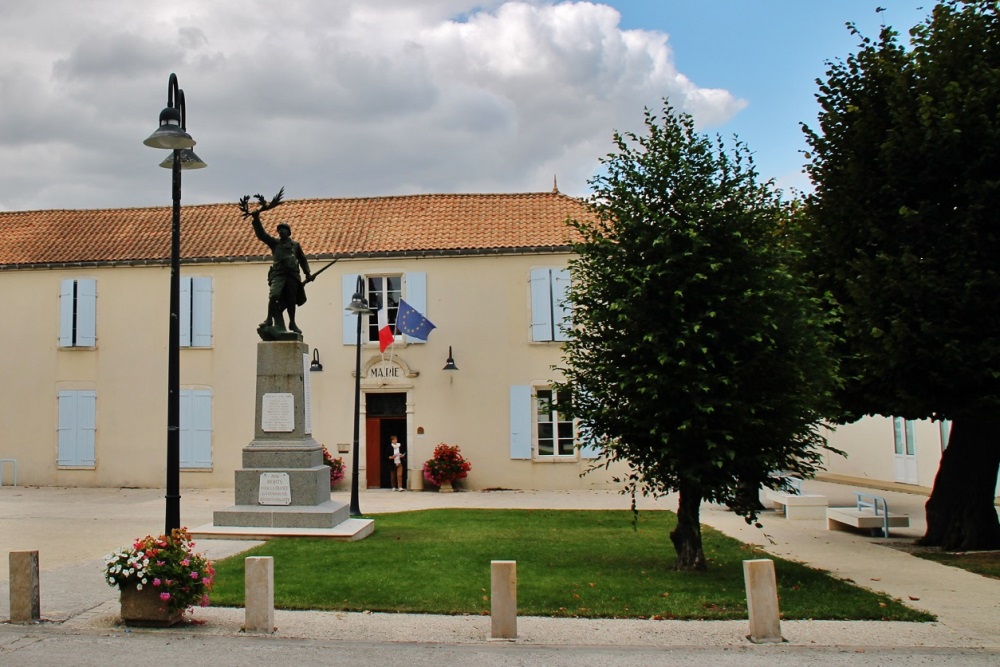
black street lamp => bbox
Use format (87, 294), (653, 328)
(143, 73), (205, 535)
(345, 276), (369, 516)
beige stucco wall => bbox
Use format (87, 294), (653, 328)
(0, 252), (626, 491)
(822, 415), (946, 490)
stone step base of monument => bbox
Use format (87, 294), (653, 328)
(190, 517), (373, 542)
(198, 500), (372, 541)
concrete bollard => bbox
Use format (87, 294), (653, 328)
(9, 550), (40, 623)
(490, 560), (517, 640)
(743, 558), (783, 644)
(244, 556), (275, 633)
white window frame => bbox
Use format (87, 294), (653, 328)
(180, 389), (213, 469)
(57, 390), (96, 467)
(59, 278), (97, 347)
(509, 385), (598, 461)
(180, 276), (213, 348)
(342, 272), (427, 346)
(534, 387), (576, 458)
(530, 268), (570, 342)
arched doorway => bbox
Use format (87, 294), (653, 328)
(365, 392), (407, 488)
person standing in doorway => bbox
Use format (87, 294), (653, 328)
(388, 436), (405, 491)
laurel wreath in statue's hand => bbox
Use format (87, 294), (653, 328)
(238, 187), (285, 219)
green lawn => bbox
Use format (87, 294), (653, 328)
(209, 509), (932, 621)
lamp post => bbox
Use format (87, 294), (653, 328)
(143, 73), (204, 535)
(345, 276), (369, 516)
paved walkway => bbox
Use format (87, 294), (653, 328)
(1, 481), (998, 650)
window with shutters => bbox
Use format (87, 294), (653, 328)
(530, 268), (570, 342)
(180, 389), (213, 469)
(57, 390), (96, 467)
(342, 272), (427, 346)
(59, 278), (97, 348)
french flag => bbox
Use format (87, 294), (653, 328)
(377, 301), (394, 352)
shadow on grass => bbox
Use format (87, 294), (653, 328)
(209, 508), (933, 622)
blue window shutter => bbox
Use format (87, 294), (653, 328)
(343, 274), (360, 345)
(191, 277), (213, 347)
(59, 279), (74, 347)
(552, 268), (571, 342)
(181, 389), (213, 468)
(179, 390), (193, 467)
(193, 390), (213, 467)
(76, 279), (97, 347)
(405, 271), (427, 344)
(530, 269), (553, 342)
(57, 392), (77, 465)
(510, 385), (532, 459)
(58, 390), (95, 466)
(180, 277), (192, 347)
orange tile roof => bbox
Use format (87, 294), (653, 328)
(0, 192), (592, 268)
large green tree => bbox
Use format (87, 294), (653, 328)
(803, 1), (1000, 550)
(557, 102), (839, 571)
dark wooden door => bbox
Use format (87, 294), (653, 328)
(365, 418), (381, 488)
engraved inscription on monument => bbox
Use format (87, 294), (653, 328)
(258, 472), (292, 506)
(261, 392), (294, 432)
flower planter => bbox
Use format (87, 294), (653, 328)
(438, 480), (454, 493)
(120, 586), (182, 627)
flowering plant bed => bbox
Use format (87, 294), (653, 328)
(422, 443), (471, 487)
(104, 528), (214, 614)
(323, 446), (346, 485)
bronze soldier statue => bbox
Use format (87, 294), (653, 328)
(251, 215), (312, 334)
(240, 189), (312, 340)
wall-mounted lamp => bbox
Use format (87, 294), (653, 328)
(309, 348), (323, 372)
(443, 346), (459, 371)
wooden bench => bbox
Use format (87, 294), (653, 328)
(762, 477), (828, 520)
(826, 492), (909, 537)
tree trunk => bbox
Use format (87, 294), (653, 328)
(670, 482), (707, 571)
(918, 414), (1000, 551)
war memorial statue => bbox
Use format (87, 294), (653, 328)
(239, 189), (322, 341)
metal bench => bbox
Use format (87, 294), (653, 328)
(826, 492), (909, 537)
(0, 459), (17, 487)
(762, 476), (828, 519)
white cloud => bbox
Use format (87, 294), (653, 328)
(0, 0), (745, 211)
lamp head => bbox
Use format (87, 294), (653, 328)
(443, 346), (458, 371)
(144, 105), (195, 150)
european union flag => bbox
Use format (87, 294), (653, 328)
(395, 299), (436, 340)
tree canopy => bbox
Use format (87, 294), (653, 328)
(802, 0), (1000, 549)
(557, 102), (840, 570)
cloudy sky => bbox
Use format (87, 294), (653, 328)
(0, 0), (928, 211)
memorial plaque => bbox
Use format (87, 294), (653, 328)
(258, 472), (292, 505)
(261, 393), (294, 432)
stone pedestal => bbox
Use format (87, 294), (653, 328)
(213, 341), (351, 530)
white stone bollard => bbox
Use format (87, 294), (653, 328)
(490, 560), (517, 640)
(743, 558), (783, 644)
(245, 556), (275, 633)
(9, 550), (40, 623)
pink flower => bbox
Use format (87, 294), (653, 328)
(190, 571), (199, 579)
(153, 578), (162, 587)
(180, 559), (190, 567)
(160, 592), (171, 601)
